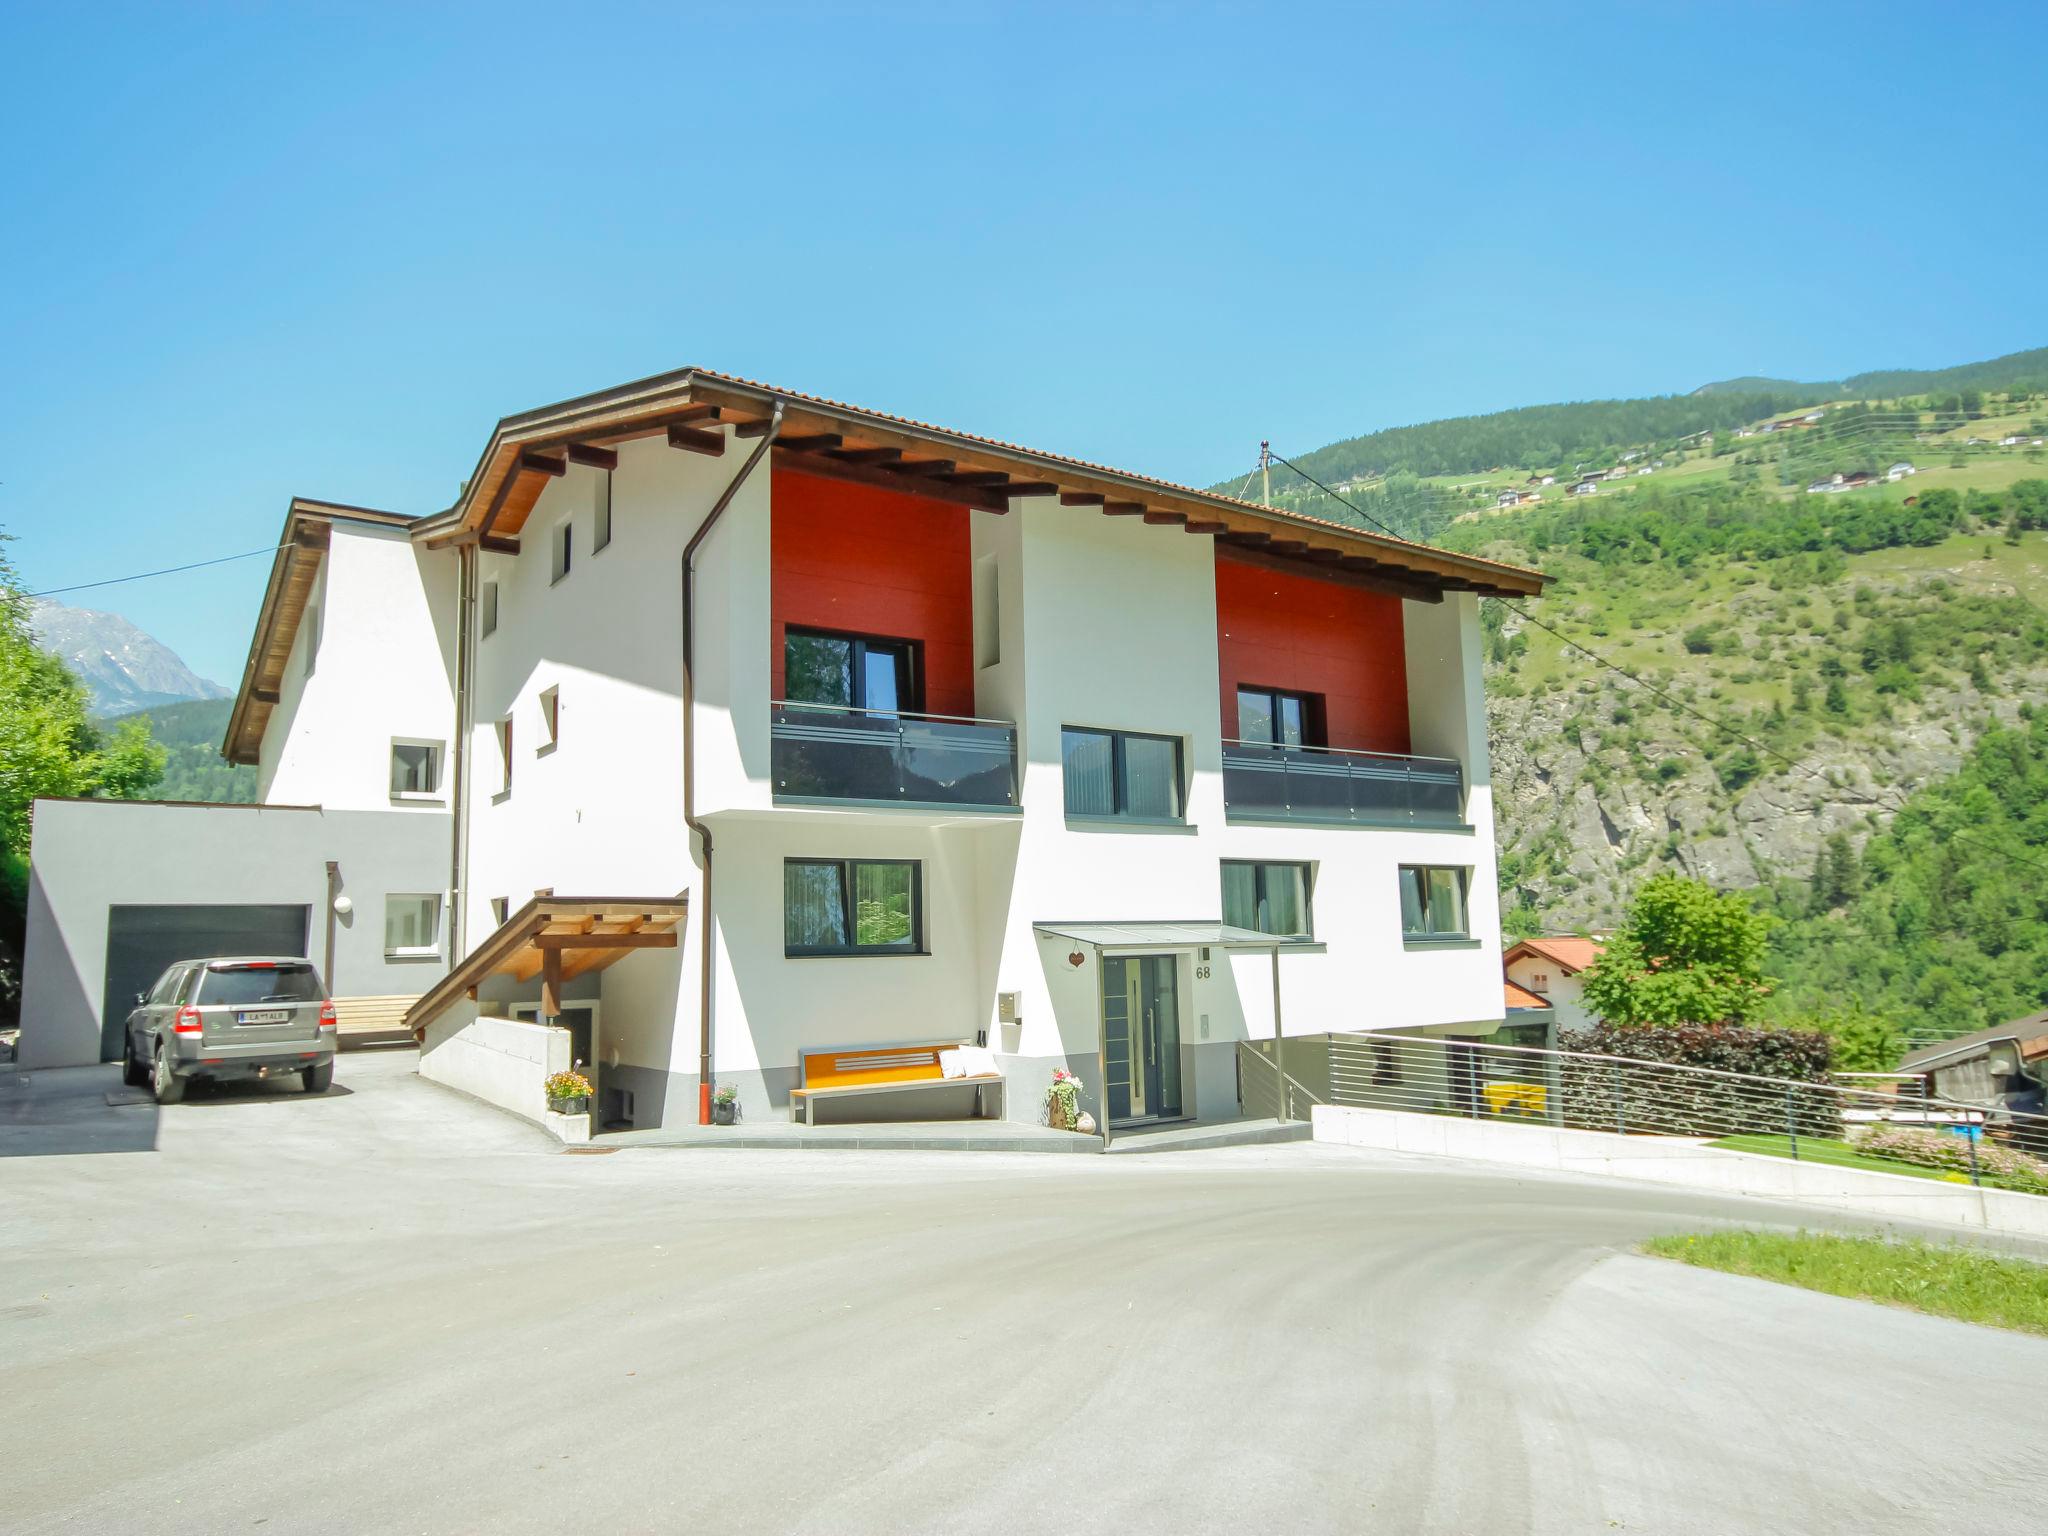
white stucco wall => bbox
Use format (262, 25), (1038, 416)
(418, 1007), (571, 1124)
(1504, 954), (1597, 1032)
(259, 522), (459, 814)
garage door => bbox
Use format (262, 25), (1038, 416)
(99, 904), (311, 1062)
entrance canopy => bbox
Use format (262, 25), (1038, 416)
(1033, 920), (1325, 955)
(406, 894), (685, 1038)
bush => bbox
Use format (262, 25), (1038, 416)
(1557, 1022), (1839, 1138)
(1850, 1125), (2048, 1195)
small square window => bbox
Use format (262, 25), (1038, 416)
(1221, 860), (1313, 938)
(538, 686), (560, 753)
(384, 894), (443, 958)
(494, 718), (514, 797)
(551, 520), (573, 584)
(1061, 726), (1184, 822)
(593, 472), (614, 553)
(389, 739), (444, 799)
(481, 580), (500, 639)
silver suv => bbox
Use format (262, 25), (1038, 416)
(122, 957), (338, 1103)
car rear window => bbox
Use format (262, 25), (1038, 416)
(195, 964), (323, 1006)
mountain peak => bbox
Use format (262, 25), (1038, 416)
(29, 599), (230, 715)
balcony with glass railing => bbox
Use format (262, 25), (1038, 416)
(1221, 738), (1466, 827)
(770, 702), (1021, 812)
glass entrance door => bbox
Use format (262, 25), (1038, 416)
(1103, 955), (1183, 1124)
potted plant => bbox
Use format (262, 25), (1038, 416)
(712, 1082), (740, 1125)
(1044, 1068), (1084, 1131)
(545, 1069), (593, 1116)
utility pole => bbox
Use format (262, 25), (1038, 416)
(1260, 440), (1271, 507)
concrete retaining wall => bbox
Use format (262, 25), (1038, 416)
(1312, 1103), (2048, 1241)
(418, 1009), (569, 1126)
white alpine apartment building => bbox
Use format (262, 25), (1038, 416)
(217, 368), (1549, 1133)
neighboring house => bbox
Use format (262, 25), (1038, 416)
(1806, 473), (1877, 494)
(1897, 1012), (2048, 1116)
(1501, 935), (1605, 1033)
(1887, 461), (1915, 481)
(1571, 479), (1601, 497)
(21, 368), (1548, 1132)
(17, 502), (457, 1069)
(1495, 489), (1540, 509)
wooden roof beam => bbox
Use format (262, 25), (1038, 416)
(1142, 510), (1186, 526)
(1003, 482), (1059, 499)
(1183, 519), (1230, 535)
(566, 444), (619, 471)
(888, 458), (956, 477)
(668, 424), (727, 456)
(480, 534), (521, 555)
(776, 433), (845, 453)
(1103, 501), (1147, 516)
(828, 446), (903, 466)
(1060, 491), (1105, 507)
(521, 452), (568, 477)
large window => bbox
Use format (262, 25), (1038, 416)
(784, 859), (922, 956)
(1062, 727), (1184, 821)
(384, 894), (443, 958)
(1236, 686), (1320, 748)
(1222, 861), (1313, 937)
(784, 627), (920, 714)
(1399, 865), (1470, 940)
(389, 739), (443, 799)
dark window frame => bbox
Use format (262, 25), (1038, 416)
(1398, 864), (1472, 941)
(592, 471), (614, 554)
(783, 624), (925, 715)
(1061, 726), (1187, 823)
(782, 857), (926, 958)
(1235, 684), (1325, 748)
(1221, 859), (1315, 938)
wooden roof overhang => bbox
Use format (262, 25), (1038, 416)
(403, 894), (686, 1040)
(223, 499), (416, 765)
(409, 368), (1550, 604)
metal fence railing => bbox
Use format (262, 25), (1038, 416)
(1304, 1030), (2048, 1197)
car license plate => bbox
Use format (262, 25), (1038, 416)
(238, 1009), (290, 1024)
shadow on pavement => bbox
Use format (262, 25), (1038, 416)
(0, 1065), (158, 1157)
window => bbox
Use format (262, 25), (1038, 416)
(784, 627), (920, 714)
(1221, 861), (1313, 937)
(551, 520), (573, 584)
(593, 472), (614, 553)
(389, 739), (443, 798)
(973, 554), (1000, 669)
(490, 897), (510, 928)
(1062, 727), (1184, 821)
(303, 603), (321, 678)
(538, 687), (560, 752)
(194, 962), (324, 1006)
(384, 895), (443, 958)
(784, 858), (922, 956)
(1236, 686), (1319, 748)
(1399, 865), (1470, 940)
(1529, 972), (1550, 994)
(481, 579), (500, 639)
(494, 718), (514, 797)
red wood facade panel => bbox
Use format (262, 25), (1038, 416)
(769, 465), (976, 719)
(1213, 552), (1411, 754)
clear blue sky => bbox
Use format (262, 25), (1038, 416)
(3, 1), (2043, 687)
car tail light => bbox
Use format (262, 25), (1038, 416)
(319, 1000), (337, 1027)
(174, 1006), (203, 1035)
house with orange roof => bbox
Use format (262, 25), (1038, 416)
(1501, 935), (1605, 1033)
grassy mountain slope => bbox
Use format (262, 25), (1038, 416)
(1693, 346), (2048, 401)
(99, 699), (254, 804)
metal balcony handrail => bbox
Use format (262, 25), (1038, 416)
(772, 699), (1015, 730)
(1221, 737), (1462, 771)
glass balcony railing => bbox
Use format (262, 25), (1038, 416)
(771, 702), (1021, 811)
(1221, 739), (1466, 827)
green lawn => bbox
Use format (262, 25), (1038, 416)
(1643, 1230), (2048, 1337)
(1709, 1133), (1963, 1183)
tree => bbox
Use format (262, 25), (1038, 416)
(1824, 677), (1850, 715)
(0, 541), (165, 862)
(1580, 873), (1774, 1026)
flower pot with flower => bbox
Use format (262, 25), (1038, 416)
(712, 1082), (740, 1125)
(545, 1069), (593, 1116)
(1044, 1069), (1086, 1132)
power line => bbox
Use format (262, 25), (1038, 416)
(25, 543), (287, 600)
(1260, 449), (2048, 881)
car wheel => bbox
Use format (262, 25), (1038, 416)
(151, 1045), (186, 1105)
(303, 1060), (334, 1095)
(122, 1038), (147, 1087)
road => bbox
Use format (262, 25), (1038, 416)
(4, 1049), (2045, 1535)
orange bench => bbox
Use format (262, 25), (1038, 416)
(787, 1040), (1004, 1126)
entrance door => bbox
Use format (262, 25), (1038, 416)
(1103, 955), (1183, 1124)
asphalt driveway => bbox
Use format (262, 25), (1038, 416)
(4, 1049), (2045, 1535)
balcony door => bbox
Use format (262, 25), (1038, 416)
(1103, 955), (1183, 1125)
(1237, 686), (1320, 748)
(785, 627), (921, 716)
